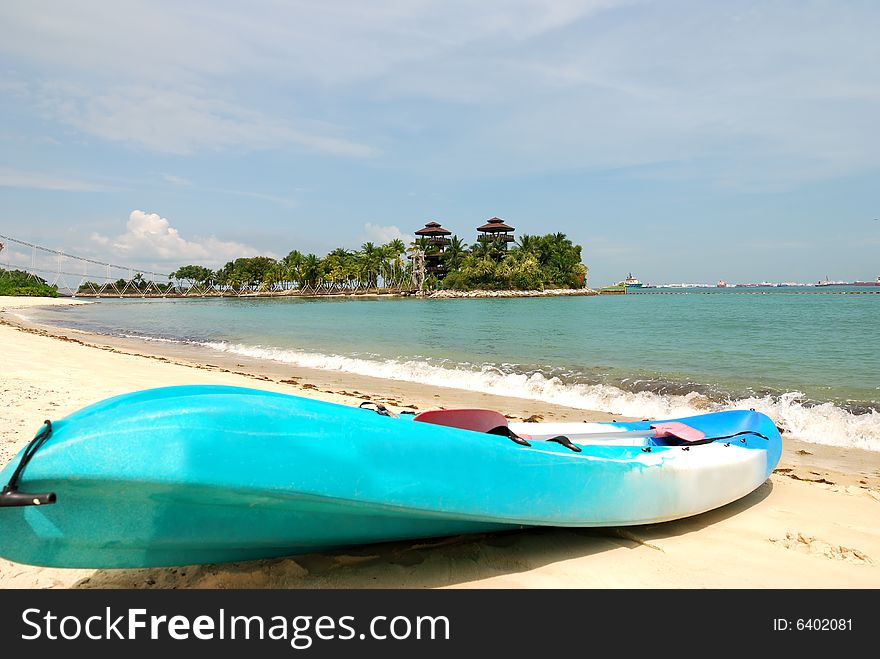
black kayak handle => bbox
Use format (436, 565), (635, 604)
(0, 487), (56, 507)
(1, 419), (57, 508)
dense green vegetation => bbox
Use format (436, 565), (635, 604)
(0, 268), (59, 297)
(171, 239), (413, 292)
(169, 233), (587, 293)
(440, 233), (586, 291)
(2, 232), (585, 296)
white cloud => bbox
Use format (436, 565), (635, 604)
(2, 1), (878, 186)
(0, 167), (107, 192)
(0, 2), (624, 85)
(91, 210), (267, 266)
(0, 2), (621, 158)
(211, 188), (299, 209)
(156, 175), (299, 208)
(161, 173), (193, 186)
(39, 84), (378, 157)
(0, 248), (31, 268)
(0, 79), (28, 98)
(89, 232), (110, 246)
(361, 223), (413, 245)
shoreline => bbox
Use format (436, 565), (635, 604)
(428, 287), (597, 298)
(1, 296), (879, 588)
(4, 298), (879, 487)
(0, 300), (628, 425)
(38, 285), (598, 301)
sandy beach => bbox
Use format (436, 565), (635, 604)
(1, 296), (879, 589)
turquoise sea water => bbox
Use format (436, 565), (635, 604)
(19, 286), (880, 451)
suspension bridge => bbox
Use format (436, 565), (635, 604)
(0, 233), (425, 298)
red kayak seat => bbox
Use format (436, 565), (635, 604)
(412, 408), (511, 433)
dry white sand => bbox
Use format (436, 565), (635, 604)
(1, 296), (878, 589)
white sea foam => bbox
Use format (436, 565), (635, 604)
(120, 333), (186, 344)
(200, 341), (880, 452)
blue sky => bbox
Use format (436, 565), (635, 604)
(1, 0), (878, 286)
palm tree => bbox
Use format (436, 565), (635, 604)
(442, 235), (467, 272)
(282, 250), (304, 289)
(324, 248), (355, 290)
(536, 232), (583, 287)
(386, 238), (406, 257)
(382, 239), (407, 288)
(358, 242), (382, 289)
(264, 262), (287, 291)
(301, 253), (323, 289)
(411, 236), (434, 254)
(515, 234), (540, 257)
(473, 237), (505, 262)
(470, 239), (491, 259)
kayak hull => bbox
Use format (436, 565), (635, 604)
(0, 385), (782, 568)
(0, 480), (516, 568)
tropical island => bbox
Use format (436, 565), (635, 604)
(1, 218), (589, 298)
(165, 218), (588, 297)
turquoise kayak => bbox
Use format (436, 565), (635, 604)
(0, 385), (782, 568)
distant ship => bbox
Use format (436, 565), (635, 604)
(817, 275), (879, 286)
(619, 273), (644, 289)
(716, 280), (727, 288)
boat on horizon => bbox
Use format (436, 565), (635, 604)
(619, 273), (644, 289)
(817, 275), (879, 286)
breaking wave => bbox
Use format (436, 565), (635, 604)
(200, 341), (880, 452)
